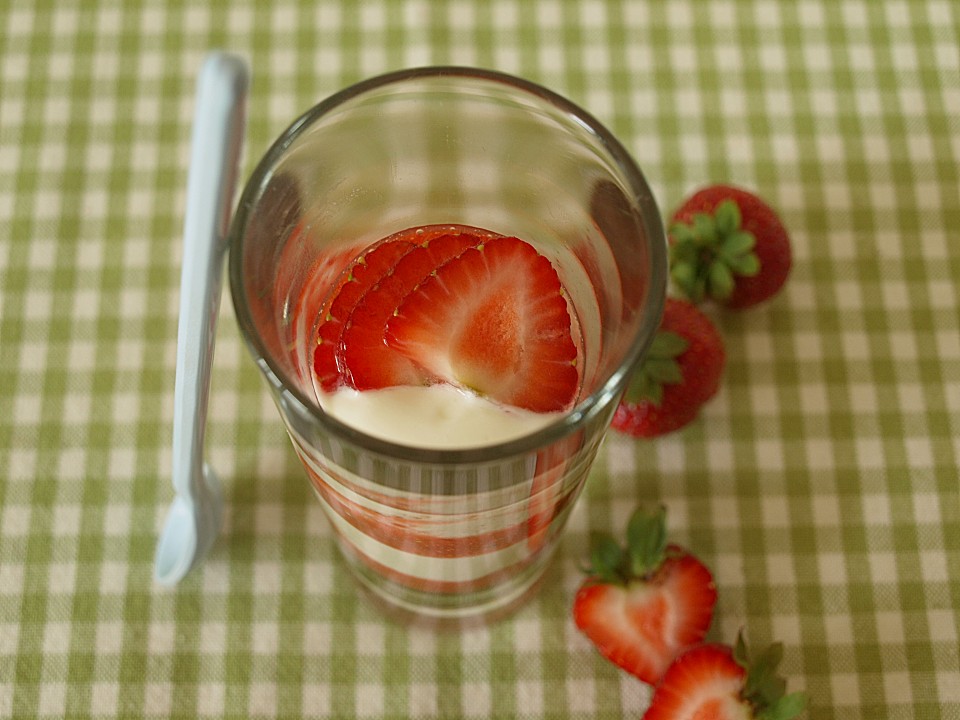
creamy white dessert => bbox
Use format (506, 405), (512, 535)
(316, 383), (562, 449)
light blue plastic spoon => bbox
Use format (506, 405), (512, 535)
(154, 53), (248, 585)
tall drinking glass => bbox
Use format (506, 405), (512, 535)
(228, 67), (667, 625)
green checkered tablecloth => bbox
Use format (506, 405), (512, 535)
(2, 1), (958, 718)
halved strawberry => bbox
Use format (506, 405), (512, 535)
(339, 229), (496, 390)
(385, 236), (580, 413)
(573, 505), (717, 686)
(643, 644), (749, 720)
(642, 634), (808, 720)
(312, 238), (416, 391)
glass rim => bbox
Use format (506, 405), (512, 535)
(228, 65), (667, 466)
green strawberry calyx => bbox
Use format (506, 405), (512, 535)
(623, 330), (689, 407)
(584, 505), (670, 585)
(670, 199), (761, 303)
(734, 631), (808, 720)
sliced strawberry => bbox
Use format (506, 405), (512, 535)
(642, 634), (808, 720)
(574, 551), (717, 684)
(312, 238), (417, 391)
(573, 505), (717, 685)
(385, 237), (580, 413)
(642, 644), (750, 720)
(339, 230), (495, 390)
(269, 219), (360, 385)
(288, 246), (363, 381)
(312, 224), (503, 392)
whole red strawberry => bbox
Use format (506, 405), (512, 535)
(642, 632), (807, 720)
(670, 184), (791, 309)
(612, 297), (725, 438)
(573, 505), (717, 686)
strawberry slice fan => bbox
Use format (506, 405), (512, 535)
(313, 227), (580, 415)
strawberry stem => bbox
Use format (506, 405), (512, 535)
(624, 332), (688, 406)
(585, 504), (668, 584)
(734, 630), (808, 720)
(626, 504), (667, 577)
(670, 199), (760, 304)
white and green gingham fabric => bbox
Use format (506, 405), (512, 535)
(1, 1), (958, 718)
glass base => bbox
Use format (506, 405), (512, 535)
(339, 542), (558, 629)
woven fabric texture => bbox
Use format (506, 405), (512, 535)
(1, 1), (958, 718)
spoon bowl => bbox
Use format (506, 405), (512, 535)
(155, 464), (223, 584)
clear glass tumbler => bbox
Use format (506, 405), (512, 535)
(228, 67), (667, 625)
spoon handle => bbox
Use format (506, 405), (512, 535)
(172, 53), (248, 504)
